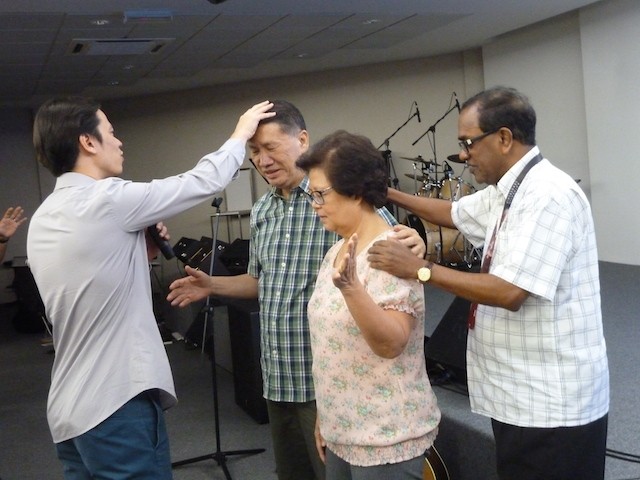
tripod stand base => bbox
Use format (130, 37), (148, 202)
(172, 447), (265, 480)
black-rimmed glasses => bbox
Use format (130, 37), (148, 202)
(303, 186), (334, 205)
(458, 127), (502, 154)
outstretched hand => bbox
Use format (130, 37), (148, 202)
(167, 265), (213, 307)
(0, 206), (27, 241)
(231, 101), (276, 141)
(332, 234), (361, 291)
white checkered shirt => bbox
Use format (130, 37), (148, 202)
(452, 147), (609, 427)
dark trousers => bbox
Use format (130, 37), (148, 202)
(266, 399), (325, 480)
(491, 414), (608, 480)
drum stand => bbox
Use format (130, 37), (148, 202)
(172, 197), (264, 480)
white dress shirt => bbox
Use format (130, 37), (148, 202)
(451, 147), (609, 428)
(27, 138), (245, 442)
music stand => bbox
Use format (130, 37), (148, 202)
(172, 197), (264, 479)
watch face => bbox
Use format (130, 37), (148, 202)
(418, 267), (431, 282)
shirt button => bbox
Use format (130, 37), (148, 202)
(281, 262), (286, 267)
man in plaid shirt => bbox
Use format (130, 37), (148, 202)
(168, 100), (423, 480)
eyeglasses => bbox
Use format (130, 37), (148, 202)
(303, 186), (334, 205)
(458, 127), (502, 154)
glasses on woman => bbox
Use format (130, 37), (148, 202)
(303, 186), (334, 205)
(458, 127), (502, 154)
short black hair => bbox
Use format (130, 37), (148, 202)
(296, 130), (388, 208)
(260, 99), (306, 135)
(33, 96), (102, 177)
(462, 86), (536, 145)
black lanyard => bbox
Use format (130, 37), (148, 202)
(468, 152), (543, 329)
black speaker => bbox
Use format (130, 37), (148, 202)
(173, 236), (230, 275)
(227, 301), (268, 424)
(425, 296), (470, 385)
(218, 238), (249, 275)
(10, 260), (47, 334)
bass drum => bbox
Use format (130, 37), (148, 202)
(416, 182), (440, 198)
(425, 227), (465, 265)
(416, 183), (440, 231)
(439, 178), (474, 201)
(404, 214), (465, 265)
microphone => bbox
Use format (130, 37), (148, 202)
(147, 224), (175, 260)
(211, 196), (224, 209)
(454, 92), (461, 113)
(415, 102), (421, 123)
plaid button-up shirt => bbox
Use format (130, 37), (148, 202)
(248, 176), (395, 402)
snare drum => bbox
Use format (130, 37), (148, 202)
(439, 178), (474, 201)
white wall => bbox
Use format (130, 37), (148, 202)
(580, 0), (640, 265)
(482, 4), (640, 265)
(105, 53), (476, 276)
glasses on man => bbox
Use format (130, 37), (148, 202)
(303, 186), (334, 205)
(458, 127), (502, 154)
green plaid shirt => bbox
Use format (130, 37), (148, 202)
(249, 177), (396, 402)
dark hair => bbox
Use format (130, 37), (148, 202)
(296, 130), (388, 208)
(260, 99), (306, 135)
(461, 86), (536, 145)
(33, 96), (102, 177)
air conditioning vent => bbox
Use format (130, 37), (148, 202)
(67, 38), (174, 56)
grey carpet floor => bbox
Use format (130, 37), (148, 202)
(0, 261), (638, 479)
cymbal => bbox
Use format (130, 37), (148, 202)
(404, 173), (429, 182)
(400, 156), (437, 166)
(447, 154), (466, 164)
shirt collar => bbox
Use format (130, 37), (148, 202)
(268, 176), (309, 200)
(54, 172), (98, 190)
(496, 146), (541, 198)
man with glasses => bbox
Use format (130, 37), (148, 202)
(167, 100), (424, 480)
(368, 86), (609, 480)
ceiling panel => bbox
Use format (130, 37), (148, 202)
(0, 0), (605, 107)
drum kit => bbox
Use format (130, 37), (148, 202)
(400, 153), (481, 268)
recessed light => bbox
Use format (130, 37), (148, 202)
(362, 18), (381, 25)
(91, 19), (111, 26)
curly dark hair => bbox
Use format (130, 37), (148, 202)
(33, 96), (102, 177)
(462, 86), (537, 146)
(296, 130), (388, 208)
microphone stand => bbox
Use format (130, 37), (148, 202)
(172, 197), (264, 479)
(412, 102), (458, 265)
(377, 110), (420, 150)
(378, 107), (420, 220)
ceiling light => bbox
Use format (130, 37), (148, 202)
(91, 19), (111, 26)
(123, 10), (173, 24)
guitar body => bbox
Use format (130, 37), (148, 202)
(423, 446), (450, 480)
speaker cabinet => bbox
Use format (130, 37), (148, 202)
(425, 296), (469, 385)
(227, 300), (268, 424)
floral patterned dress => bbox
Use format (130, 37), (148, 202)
(308, 230), (440, 467)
